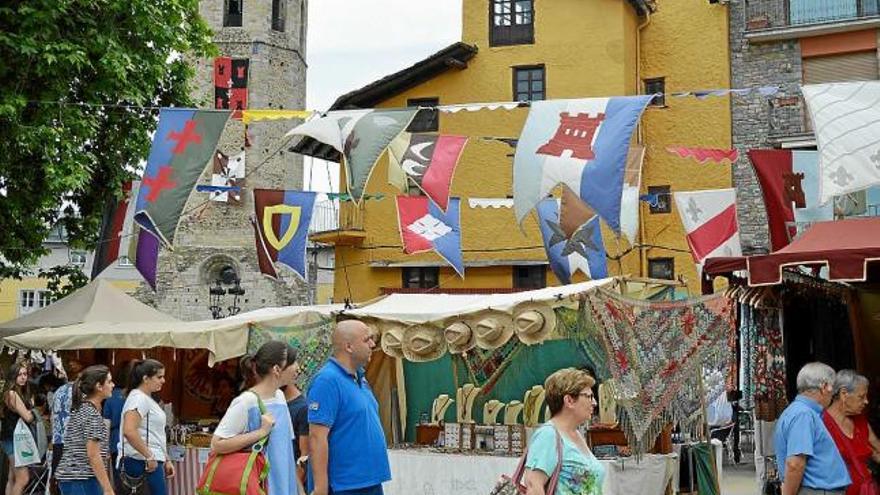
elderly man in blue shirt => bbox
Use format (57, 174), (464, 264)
(308, 320), (390, 495)
(774, 362), (851, 495)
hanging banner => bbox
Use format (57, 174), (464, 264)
(252, 189), (317, 280)
(396, 196), (464, 277)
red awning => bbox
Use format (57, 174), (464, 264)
(705, 217), (880, 286)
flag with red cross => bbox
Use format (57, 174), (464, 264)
(134, 108), (231, 249)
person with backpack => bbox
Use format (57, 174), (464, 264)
(211, 341), (301, 495)
(54, 366), (115, 495)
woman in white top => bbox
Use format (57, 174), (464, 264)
(213, 341), (300, 495)
(120, 359), (173, 495)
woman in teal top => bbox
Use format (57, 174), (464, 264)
(525, 368), (606, 495)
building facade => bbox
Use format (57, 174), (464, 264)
(730, 0), (880, 252)
(305, 0), (733, 302)
(139, 0), (311, 320)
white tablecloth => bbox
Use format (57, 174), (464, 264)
(385, 449), (676, 495)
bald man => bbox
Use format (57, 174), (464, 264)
(307, 321), (390, 495)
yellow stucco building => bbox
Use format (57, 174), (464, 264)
(305, 0), (732, 302)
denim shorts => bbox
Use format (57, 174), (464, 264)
(59, 477), (102, 495)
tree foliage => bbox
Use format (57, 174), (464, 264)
(0, 0), (216, 278)
(39, 264), (89, 301)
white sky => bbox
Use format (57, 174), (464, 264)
(302, 0), (462, 194)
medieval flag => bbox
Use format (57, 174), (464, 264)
(208, 151), (246, 204)
(387, 133), (468, 211)
(673, 188), (742, 273)
(396, 196), (464, 277)
(513, 95), (653, 233)
(134, 226), (161, 290)
(92, 181), (137, 278)
(134, 108), (231, 248)
(536, 198), (607, 284)
(214, 57), (249, 118)
(286, 108), (418, 202)
(802, 81), (880, 203)
(252, 189), (317, 280)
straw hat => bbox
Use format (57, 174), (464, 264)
(379, 322), (407, 359)
(402, 324), (447, 362)
(364, 321), (382, 352)
(470, 310), (515, 350)
(444, 320), (476, 354)
(512, 302), (557, 345)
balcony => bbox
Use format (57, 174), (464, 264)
(746, 0), (880, 37)
(308, 201), (366, 246)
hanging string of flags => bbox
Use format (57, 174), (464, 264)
(90, 80), (880, 289)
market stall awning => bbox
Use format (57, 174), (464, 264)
(344, 278), (614, 324)
(0, 279), (178, 338)
(705, 217), (880, 286)
(3, 304), (343, 365)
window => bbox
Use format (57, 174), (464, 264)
(19, 290), (51, 316)
(644, 77), (666, 106)
(647, 185), (671, 214)
(402, 267), (440, 289)
(491, 0), (534, 46)
(514, 66), (545, 102)
(513, 265), (546, 289)
(118, 256), (134, 267)
(407, 97), (440, 133)
(802, 52), (879, 85)
(271, 0), (285, 32)
(648, 258), (675, 280)
(224, 0), (243, 27)
(70, 251), (87, 267)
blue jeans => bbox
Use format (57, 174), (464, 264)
(59, 478), (102, 495)
(121, 458), (167, 495)
(330, 486), (384, 495)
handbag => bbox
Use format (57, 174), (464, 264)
(489, 426), (565, 495)
(196, 392), (271, 495)
(12, 418), (40, 467)
(119, 412), (150, 495)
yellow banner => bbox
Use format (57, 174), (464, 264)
(241, 109), (312, 125)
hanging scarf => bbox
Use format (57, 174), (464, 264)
(455, 338), (521, 395)
(558, 305), (611, 380)
(754, 308), (788, 421)
(247, 318), (334, 389)
(586, 288), (735, 455)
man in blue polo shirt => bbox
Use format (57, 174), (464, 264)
(308, 320), (390, 495)
(774, 362), (850, 495)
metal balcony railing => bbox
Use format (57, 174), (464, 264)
(746, 0), (880, 30)
(309, 200), (364, 234)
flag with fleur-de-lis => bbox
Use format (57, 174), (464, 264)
(673, 188), (742, 274)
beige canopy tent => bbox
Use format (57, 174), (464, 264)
(3, 300), (343, 365)
(0, 279), (178, 338)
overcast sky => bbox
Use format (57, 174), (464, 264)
(302, 1), (462, 193)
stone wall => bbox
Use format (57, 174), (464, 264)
(141, 0), (310, 319)
(729, 0), (804, 254)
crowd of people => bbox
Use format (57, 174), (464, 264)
(1, 325), (877, 495)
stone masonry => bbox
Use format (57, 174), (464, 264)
(136, 0), (310, 320)
(729, 0), (807, 254)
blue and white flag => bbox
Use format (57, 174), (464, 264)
(514, 96), (652, 233)
(536, 198), (607, 284)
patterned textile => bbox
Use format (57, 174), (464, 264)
(455, 338), (520, 395)
(753, 309), (788, 421)
(586, 288), (735, 455)
(558, 305), (610, 380)
(739, 304), (756, 410)
(247, 318), (334, 389)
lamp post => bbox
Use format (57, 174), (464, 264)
(208, 266), (246, 319)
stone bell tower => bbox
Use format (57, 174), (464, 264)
(140, 0), (310, 320)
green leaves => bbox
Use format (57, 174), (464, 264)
(0, 0), (214, 277)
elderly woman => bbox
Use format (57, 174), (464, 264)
(822, 370), (880, 495)
(524, 367), (605, 495)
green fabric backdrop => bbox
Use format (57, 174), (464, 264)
(402, 339), (593, 442)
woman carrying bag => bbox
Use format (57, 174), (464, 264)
(55, 365), (116, 495)
(119, 359), (173, 495)
(1, 361), (35, 495)
(207, 341), (300, 495)
(524, 368), (606, 495)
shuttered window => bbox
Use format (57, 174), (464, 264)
(802, 51), (879, 84)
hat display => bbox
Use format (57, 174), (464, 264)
(402, 324), (447, 362)
(443, 320), (476, 354)
(379, 322), (407, 359)
(469, 310), (514, 350)
(512, 302), (557, 345)
(365, 321), (382, 352)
